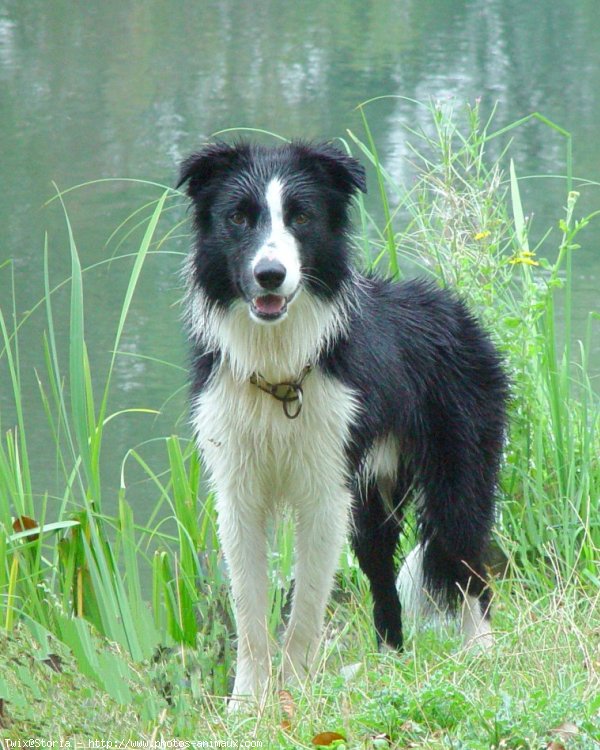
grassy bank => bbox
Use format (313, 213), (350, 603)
(1, 102), (599, 746)
(1, 584), (598, 746)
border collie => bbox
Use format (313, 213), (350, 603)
(178, 141), (508, 708)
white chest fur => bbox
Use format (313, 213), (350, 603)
(191, 364), (359, 511)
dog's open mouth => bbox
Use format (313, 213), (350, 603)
(251, 294), (290, 321)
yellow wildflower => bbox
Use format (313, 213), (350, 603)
(509, 252), (539, 266)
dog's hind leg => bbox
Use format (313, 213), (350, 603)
(282, 484), (354, 684)
(460, 587), (493, 649)
(397, 541), (493, 649)
(351, 480), (404, 650)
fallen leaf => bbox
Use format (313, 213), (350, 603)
(551, 722), (578, 739)
(42, 653), (63, 673)
(279, 689), (295, 730)
(399, 720), (418, 733)
(371, 733), (391, 748)
(311, 731), (346, 746)
(12, 515), (39, 541)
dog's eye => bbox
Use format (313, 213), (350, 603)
(293, 212), (310, 226)
(230, 211), (247, 226)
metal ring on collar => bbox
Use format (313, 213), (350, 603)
(282, 386), (303, 419)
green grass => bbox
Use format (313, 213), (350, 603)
(1, 584), (598, 746)
(0, 100), (599, 745)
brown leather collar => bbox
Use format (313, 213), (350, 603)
(249, 365), (312, 419)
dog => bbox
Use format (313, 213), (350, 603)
(178, 141), (508, 708)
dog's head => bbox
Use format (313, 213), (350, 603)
(178, 141), (366, 324)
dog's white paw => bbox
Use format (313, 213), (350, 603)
(227, 662), (271, 714)
(227, 694), (253, 714)
(461, 595), (493, 651)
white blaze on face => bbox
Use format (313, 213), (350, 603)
(251, 178), (302, 297)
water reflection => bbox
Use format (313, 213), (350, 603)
(0, 0), (598, 514)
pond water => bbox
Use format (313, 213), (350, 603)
(1, 0), (599, 517)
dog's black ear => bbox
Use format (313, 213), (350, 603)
(309, 142), (367, 195)
(177, 142), (241, 197)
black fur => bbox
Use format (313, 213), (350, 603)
(321, 276), (507, 646)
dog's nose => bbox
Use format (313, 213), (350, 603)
(254, 258), (287, 290)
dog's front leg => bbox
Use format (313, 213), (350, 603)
(216, 494), (271, 710)
(282, 486), (353, 684)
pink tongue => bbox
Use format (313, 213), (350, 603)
(254, 294), (286, 314)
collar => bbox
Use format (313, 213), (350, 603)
(249, 364), (312, 419)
